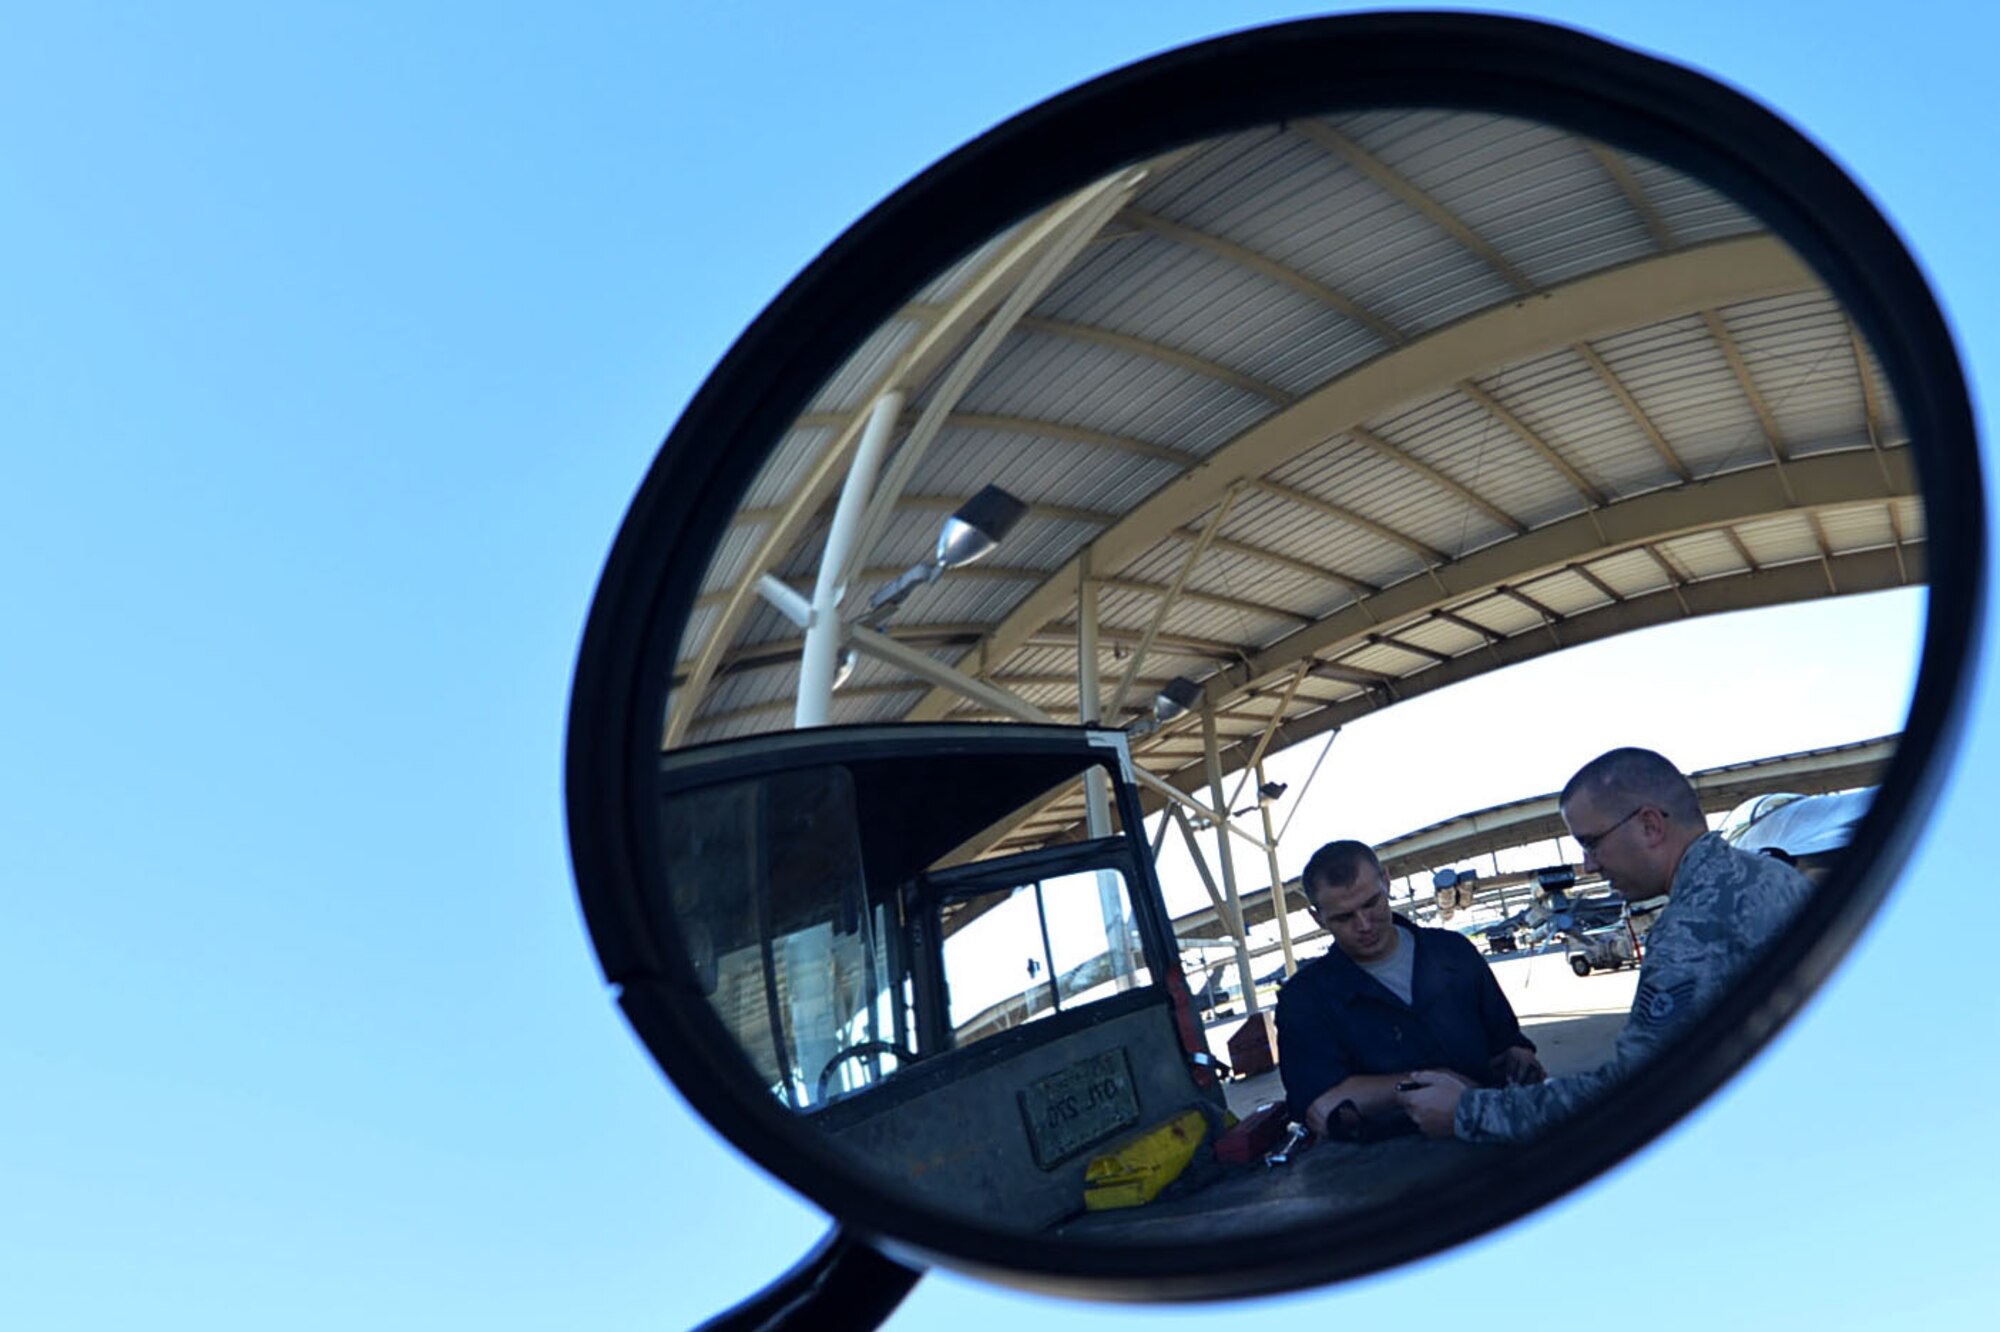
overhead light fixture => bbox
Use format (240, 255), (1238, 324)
(1126, 675), (1203, 738)
(1258, 781), (1288, 802)
(864, 484), (1028, 623)
(1152, 676), (1202, 724)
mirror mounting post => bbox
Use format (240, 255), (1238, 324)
(694, 1226), (923, 1332)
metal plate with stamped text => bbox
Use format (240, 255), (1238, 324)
(1018, 1048), (1140, 1170)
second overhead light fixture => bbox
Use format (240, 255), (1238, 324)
(862, 485), (1029, 627)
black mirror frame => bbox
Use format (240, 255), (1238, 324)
(566, 12), (1983, 1301)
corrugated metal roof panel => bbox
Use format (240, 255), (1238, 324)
(1589, 548), (1674, 597)
(1091, 581), (1163, 636)
(893, 570), (1049, 632)
(767, 509), (835, 580)
(1734, 513), (1821, 566)
(702, 657), (799, 720)
(1367, 390), (1586, 535)
(1860, 338), (1907, 444)
(810, 317), (923, 415)
(1818, 503), (1895, 552)
(1006, 514), (1111, 579)
(1395, 616), (1484, 658)
(957, 327), (1278, 456)
(908, 422), (1182, 518)
(698, 520), (775, 595)
(1188, 543), (1336, 617)
(995, 641), (1077, 679)
(1472, 346), (1682, 501)
(1517, 568), (1612, 618)
(1589, 314), (1774, 477)
(1453, 590), (1541, 637)
(1171, 602), (1297, 652)
(1261, 494), (1435, 591)
(1658, 529), (1746, 581)
(1339, 110), (1657, 290)
(1173, 118), (1519, 337)
(1623, 152), (1762, 246)
(915, 219), (1028, 305)
(1345, 640), (1431, 675)
(1714, 292), (1872, 458)
(743, 425), (838, 510)
(730, 596), (810, 651)
(1209, 469), (1416, 587)
(1033, 232), (1381, 397)
(1893, 495), (1925, 542)
(674, 605), (721, 667)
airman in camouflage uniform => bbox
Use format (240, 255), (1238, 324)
(1399, 747), (1813, 1144)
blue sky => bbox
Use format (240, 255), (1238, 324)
(4, 3), (1996, 1329)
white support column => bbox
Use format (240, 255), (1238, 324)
(1203, 701), (1259, 1015)
(841, 171), (1147, 591)
(797, 391), (904, 728)
(1076, 550), (1136, 989)
(1078, 549), (1110, 832)
(755, 574), (813, 629)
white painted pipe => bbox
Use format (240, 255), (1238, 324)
(797, 391), (905, 727)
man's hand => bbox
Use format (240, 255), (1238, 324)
(1396, 1067), (1471, 1138)
(1490, 1044), (1546, 1086)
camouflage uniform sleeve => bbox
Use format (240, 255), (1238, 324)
(1455, 835), (1811, 1144)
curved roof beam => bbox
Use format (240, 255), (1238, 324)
(1012, 316), (1293, 404)
(1292, 120), (1536, 294)
(1115, 206), (1409, 345)
(945, 413), (1196, 465)
(667, 169), (1150, 745)
(1252, 478), (1448, 563)
(840, 171), (1149, 588)
(1703, 307), (1792, 465)
(902, 233), (1817, 720)
(1148, 540), (1922, 807)
(1347, 424), (1526, 534)
(1584, 140), (1677, 251)
(1455, 377), (1607, 505)
(1194, 529), (1379, 594)
(1573, 340), (1691, 481)
(1206, 447), (1913, 702)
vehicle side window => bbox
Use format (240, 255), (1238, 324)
(941, 868), (1152, 1047)
(661, 765), (912, 1109)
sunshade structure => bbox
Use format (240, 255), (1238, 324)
(666, 110), (1920, 861)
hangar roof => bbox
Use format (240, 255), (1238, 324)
(666, 110), (1921, 856)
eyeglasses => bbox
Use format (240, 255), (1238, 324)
(1574, 805), (1648, 853)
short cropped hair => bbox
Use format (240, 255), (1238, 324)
(1560, 747), (1703, 826)
(1302, 839), (1387, 899)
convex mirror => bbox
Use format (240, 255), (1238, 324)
(566, 12), (1981, 1310)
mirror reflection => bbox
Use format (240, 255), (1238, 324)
(653, 109), (1923, 1238)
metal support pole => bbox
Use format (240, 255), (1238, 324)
(1171, 807), (1233, 925)
(1202, 702), (1259, 1014)
(1257, 761), (1298, 977)
(846, 624), (1053, 723)
(1077, 551), (1136, 988)
(797, 391), (904, 727)
(1129, 767), (1267, 852)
